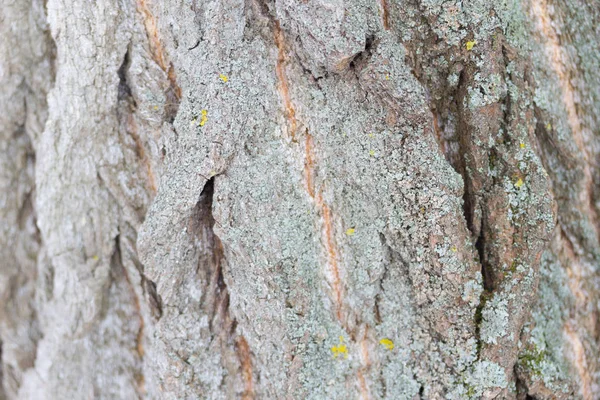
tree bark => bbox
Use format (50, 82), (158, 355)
(1, 0), (599, 398)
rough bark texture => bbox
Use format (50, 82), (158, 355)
(0, 0), (599, 398)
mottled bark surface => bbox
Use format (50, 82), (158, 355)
(0, 0), (599, 398)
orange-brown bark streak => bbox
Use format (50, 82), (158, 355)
(273, 21), (297, 142)
(304, 133), (343, 322)
(137, 0), (166, 70)
(380, 0), (390, 30)
(136, 0), (181, 100)
(357, 336), (372, 400)
(236, 336), (255, 400)
(320, 197), (343, 321)
(276, 24), (369, 396)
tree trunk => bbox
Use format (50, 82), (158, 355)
(1, 0), (599, 398)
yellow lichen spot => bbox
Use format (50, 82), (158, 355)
(385, 74), (390, 80)
(219, 73), (229, 83)
(368, 132), (375, 138)
(546, 122), (552, 130)
(515, 177), (524, 188)
(466, 40), (477, 51)
(346, 228), (355, 236)
(451, 246), (458, 253)
(369, 149), (375, 157)
(331, 336), (348, 359)
(153, 105), (159, 111)
(420, 207), (425, 214)
(92, 255), (99, 261)
(199, 109), (208, 127)
(519, 142), (526, 149)
(379, 338), (394, 350)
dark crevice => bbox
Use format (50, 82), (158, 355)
(514, 358), (532, 400)
(16, 192), (34, 231)
(117, 46), (136, 109)
(165, 63), (181, 123)
(474, 290), (491, 360)
(374, 233), (390, 326)
(450, 49), (494, 361)
(194, 177), (232, 332)
(197, 177), (231, 332)
(348, 34), (377, 73)
(453, 65), (482, 239)
(403, 26), (494, 365)
(144, 278), (163, 320)
(500, 45), (513, 146)
(194, 177), (256, 396)
(187, 40), (200, 51)
(475, 216), (493, 292)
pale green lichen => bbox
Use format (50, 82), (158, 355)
(480, 296), (509, 345)
(517, 251), (573, 393)
(450, 361), (508, 399)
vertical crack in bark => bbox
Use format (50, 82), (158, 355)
(402, 9), (550, 387)
(198, 178), (256, 398)
(430, 108), (445, 157)
(403, 19), (493, 360)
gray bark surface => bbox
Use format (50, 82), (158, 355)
(0, 0), (599, 398)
